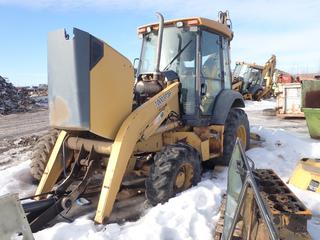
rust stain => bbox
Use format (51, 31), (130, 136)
(49, 96), (70, 126)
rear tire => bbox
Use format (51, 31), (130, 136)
(30, 130), (60, 182)
(215, 108), (250, 166)
(145, 143), (202, 205)
(253, 89), (263, 101)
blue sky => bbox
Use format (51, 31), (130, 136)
(1, 0), (319, 86)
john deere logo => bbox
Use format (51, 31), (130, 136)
(155, 91), (171, 108)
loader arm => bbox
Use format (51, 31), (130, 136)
(35, 130), (68, 197)
(94, 81), (180, 223)
(261, 55), (276, 89)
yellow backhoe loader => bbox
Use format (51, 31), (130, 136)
(23, 11), (250, 232)
(232, 55), (276, 100)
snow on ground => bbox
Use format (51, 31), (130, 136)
(34, 168), (227, 240)
(247, 126), (320, 181)
(0, 147), (31, 170)
(0, 153), (228, 240)
(0, 151), (36, 198)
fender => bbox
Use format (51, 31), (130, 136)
(211, 89), (245, 125)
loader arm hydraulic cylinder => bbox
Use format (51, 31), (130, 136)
(94, 82), (180, 224)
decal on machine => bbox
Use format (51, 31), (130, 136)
(154, 91), (171, 108)
(153, 111), (164, 126)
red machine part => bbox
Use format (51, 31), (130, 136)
(278, 73), (293, 83)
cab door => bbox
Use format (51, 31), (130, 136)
(199, 30), (224, 116)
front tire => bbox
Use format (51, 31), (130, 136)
(145, 143), (202, 205)
(216, 108), (250, 166)
(30, 130), (60, 182)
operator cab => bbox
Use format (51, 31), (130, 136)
(135, 15), (233, 125)
(233, 63), (263, 92)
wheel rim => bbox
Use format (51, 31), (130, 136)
(174, 163), (194, 191)
(236, 125), (247, 149)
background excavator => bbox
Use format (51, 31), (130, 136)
(232, 55), (277, 100)
(19, 11), (250, 233)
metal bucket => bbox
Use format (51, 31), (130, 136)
(301, 80), (320, 138)
(302, 108), (320, 139)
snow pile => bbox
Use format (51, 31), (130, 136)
(244, 99), (276, 111)
(35, 168), (227, 240)
(0, 161), (227, 240)
(0, 159), (36, 198)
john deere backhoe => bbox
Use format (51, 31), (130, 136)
(232, 55), (276, 100)
(24, 11), (249, 232)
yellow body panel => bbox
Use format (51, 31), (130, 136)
(163, 125), (224, 161)
(289, 158), (320, 193)
(232, 80), (243, 91)
(35, 131), (68, 197)
(209, 125), (224, 156)
(201, 140), (210, 160)
(135, 134), (163, 153)
(90, 44), (134, 140)
(94, 82), (180, 223)
(259, 55), (276, 99)
(164, 131), (202, 153)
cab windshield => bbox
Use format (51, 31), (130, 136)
(234, 65), (262, 85)
(233, 64), (249, 78)
(139, 27), (196, 75)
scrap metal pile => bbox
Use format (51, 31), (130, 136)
(17, 84), (48, 97)
(0, 75), (38, 115)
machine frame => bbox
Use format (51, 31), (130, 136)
(24, 12), (250, 231)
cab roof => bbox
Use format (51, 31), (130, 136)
(138, 17), (233, 39)
(235, 61), (264, 70)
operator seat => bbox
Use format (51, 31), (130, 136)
(201, 54), (221, 114)
(202, 54), (219, 79)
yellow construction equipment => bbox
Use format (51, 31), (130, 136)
(23, 11), (250, 232)
(232, 55), (277, 100)
(289, 158), (320, 193)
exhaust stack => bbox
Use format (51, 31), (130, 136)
(154, 12), (164, 79)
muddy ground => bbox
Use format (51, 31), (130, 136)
(0, 109), (49, 168)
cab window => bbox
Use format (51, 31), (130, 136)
(222, 37), (231, 89)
